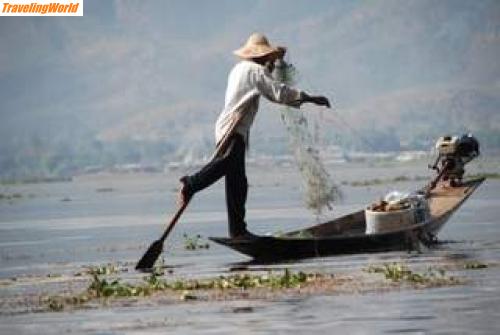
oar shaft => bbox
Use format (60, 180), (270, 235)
(160, 201), (189, 242)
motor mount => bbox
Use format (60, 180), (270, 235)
(428, 134), (480, 189)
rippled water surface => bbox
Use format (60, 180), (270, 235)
(1, 161), (499, 334)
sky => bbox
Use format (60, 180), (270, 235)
(0, 0), (499, 167)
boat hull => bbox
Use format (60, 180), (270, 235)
(210, 178), (485, 261)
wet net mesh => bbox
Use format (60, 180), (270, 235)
(273, 60), (342, 215)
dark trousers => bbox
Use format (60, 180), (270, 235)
(184, 134), (248, 237)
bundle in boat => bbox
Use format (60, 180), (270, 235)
(365, 191), (430, 234)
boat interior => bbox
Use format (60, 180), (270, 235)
(282, 178), (484, 239)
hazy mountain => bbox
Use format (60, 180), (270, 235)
(0, 0), (499, 179)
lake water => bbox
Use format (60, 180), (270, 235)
(1, 160), (499, 334)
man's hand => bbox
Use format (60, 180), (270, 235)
(309, 95), (331, 108)
(301, 92), (331, 108)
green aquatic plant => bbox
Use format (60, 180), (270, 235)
(463, 261), (488, 270)
(41, 268), (327, 311)
(82, 261), (168, 299)
(42, 293), (90, 312)
(183, 233), (210, 250)
(46, 297), (64, 311)
(88, 274), (144, 298)
(86, 263), (119, 275)
(167, 268), (323, 291)
(365, 263), (460, 285)
(87, 264), (170, 298)
(143, 269), (169, 290)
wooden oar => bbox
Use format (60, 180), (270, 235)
(135, 112), (246, 271)
(135, 201), (189, 270)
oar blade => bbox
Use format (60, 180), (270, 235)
(135, 239), (164, 270)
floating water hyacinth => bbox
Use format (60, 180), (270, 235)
(273, 60), (342, 214)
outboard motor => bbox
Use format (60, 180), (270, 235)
(428, 134), (480, 190)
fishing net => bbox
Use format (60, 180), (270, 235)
(273, 60), (342, 215)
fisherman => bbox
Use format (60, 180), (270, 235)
(178, 33), (331, 239)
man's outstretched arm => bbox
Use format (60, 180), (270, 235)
(255, 68), (331, 109)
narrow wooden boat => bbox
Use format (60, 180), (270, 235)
(209, 178), (485, 261)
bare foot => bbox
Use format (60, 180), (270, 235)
(231, 230), (258, 240)
(177, 176), (192, 206)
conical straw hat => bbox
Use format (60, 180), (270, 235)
(233, 33), (285, 60)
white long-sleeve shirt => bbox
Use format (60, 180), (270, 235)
(215, 60), (303, 145)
